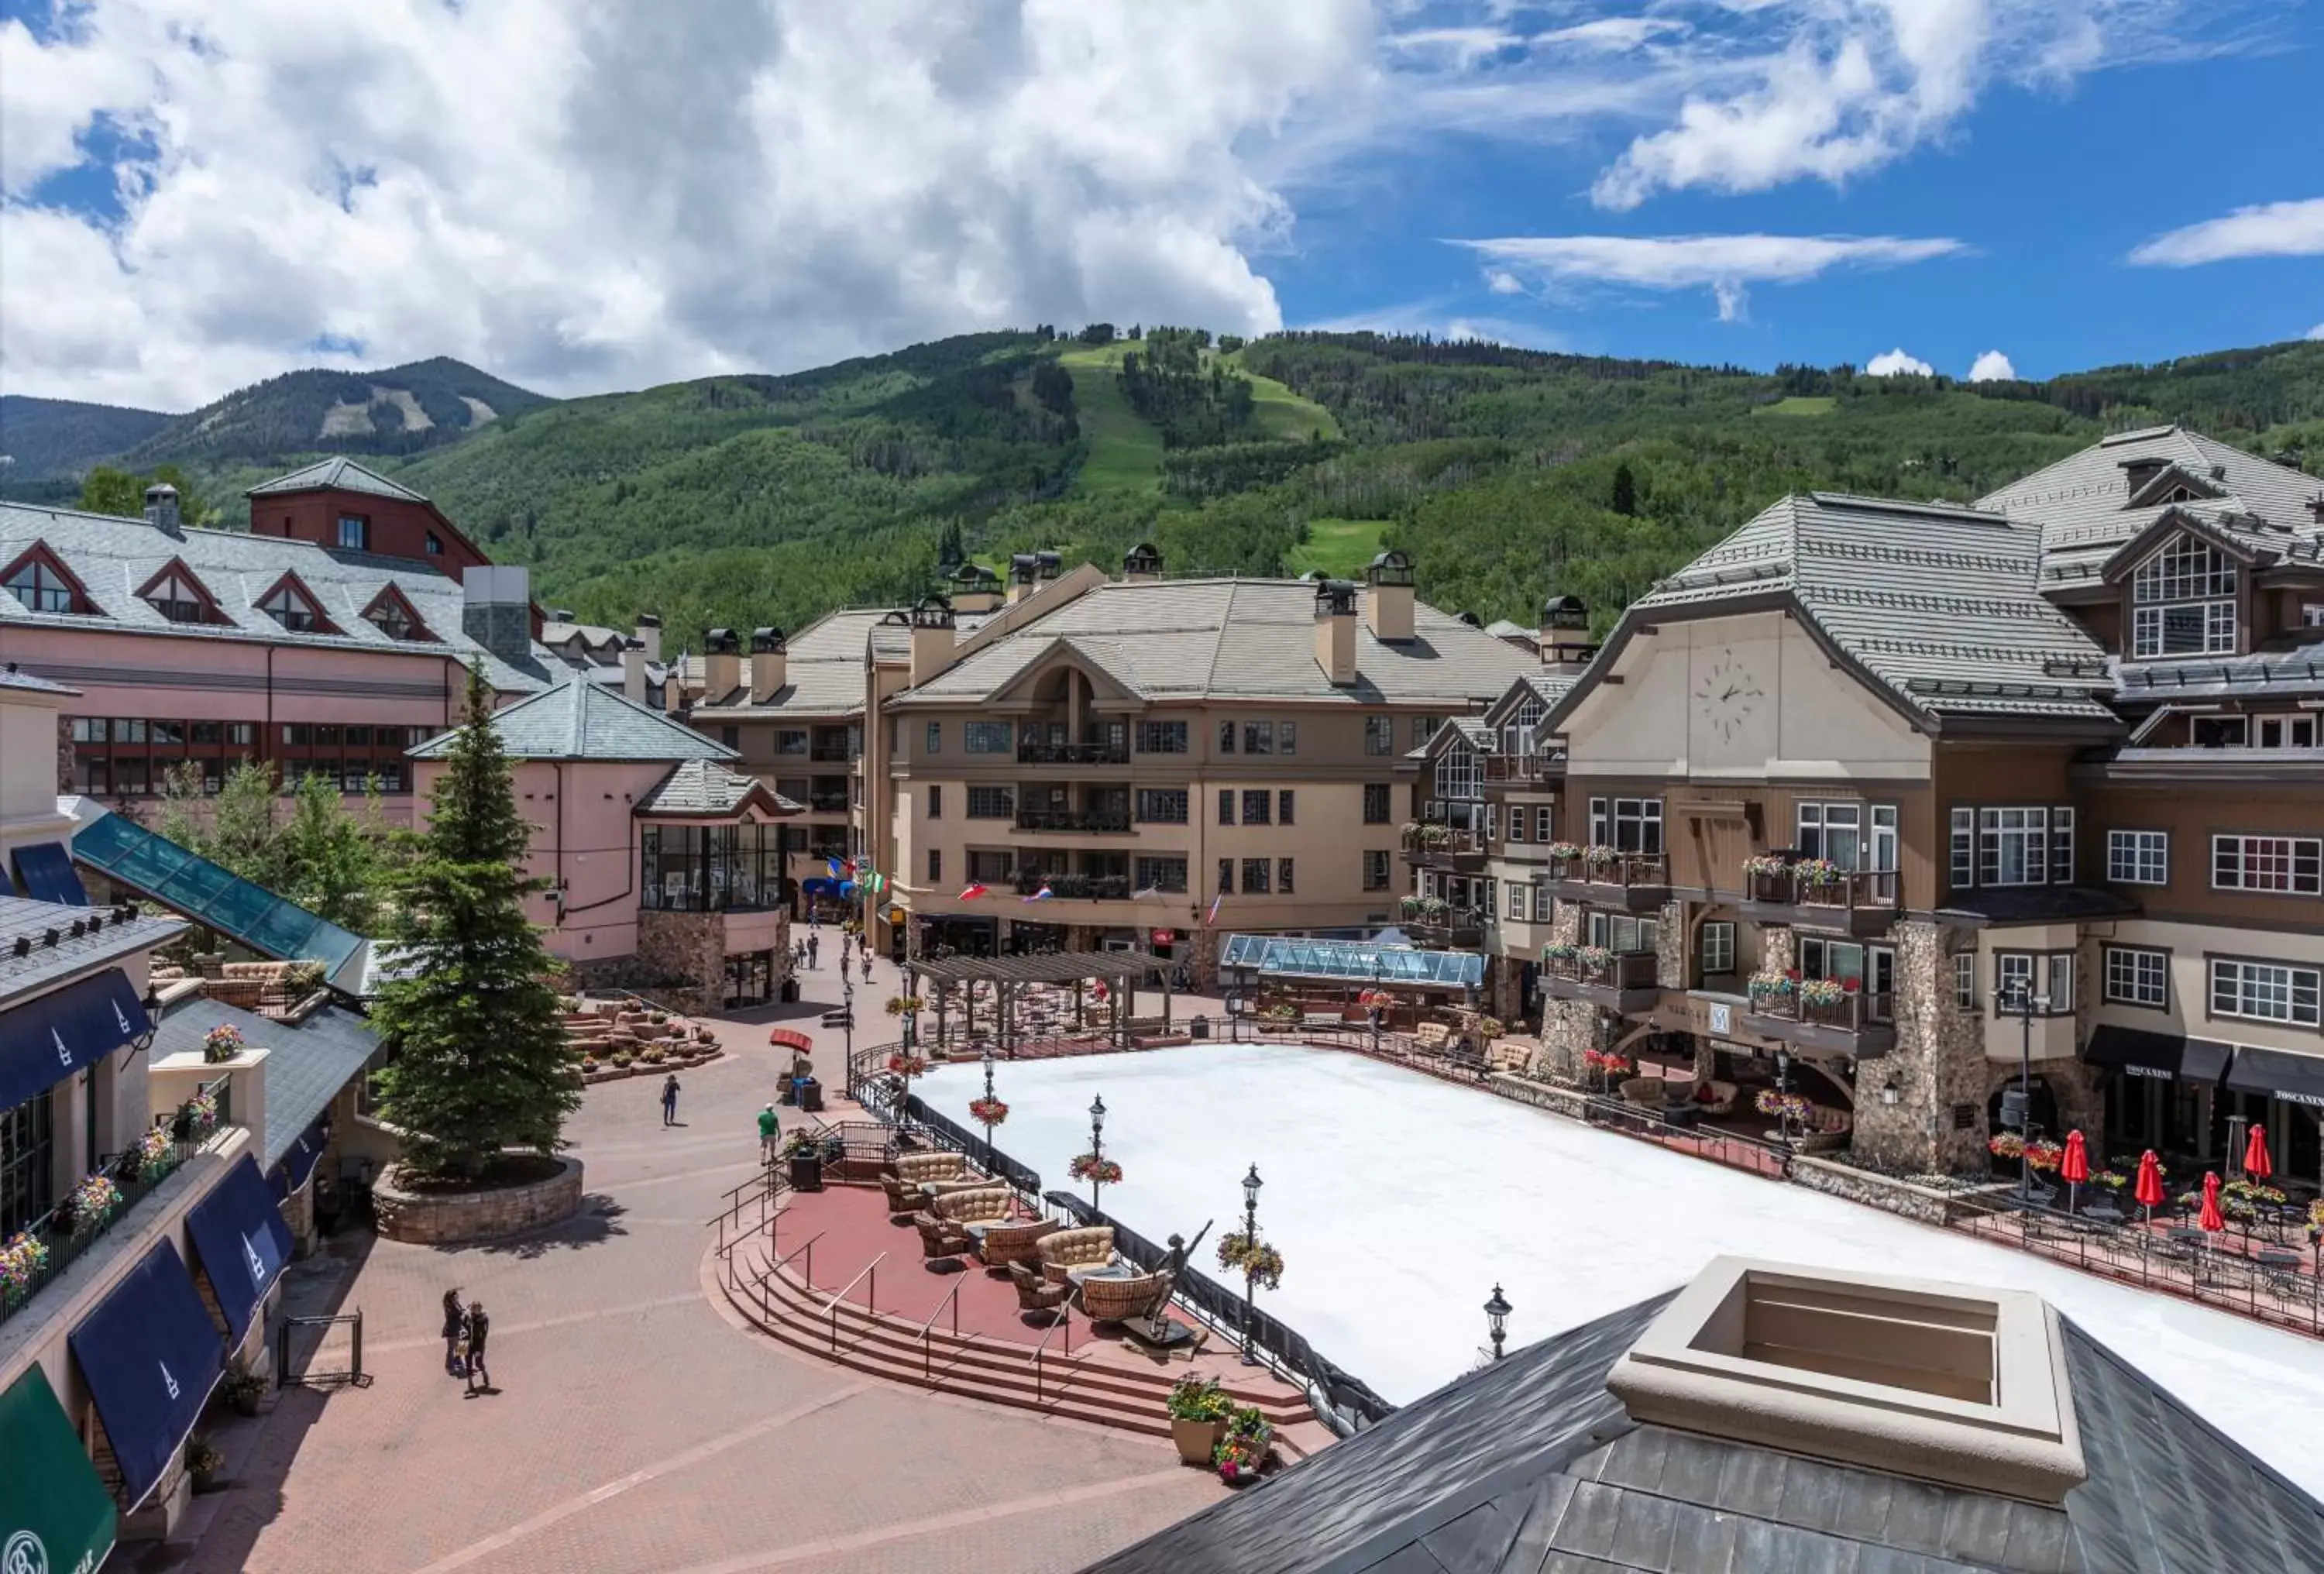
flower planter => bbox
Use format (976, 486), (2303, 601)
(1172, 1416), (1228, 1466)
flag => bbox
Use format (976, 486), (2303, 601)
(1023, 884), (1054, 903)
(826, 855), (849, 879)
(958, 882), (989, 901)
(1205, 891), (1224, 926)
(863, 869), (885, 895)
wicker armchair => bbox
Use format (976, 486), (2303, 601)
(1008, 1260), (1073, 1322)
(1078, 1268), (1174, 1328)
(915, 1211), (971, 1262)
(882, 1152), (983, 1215)
(1038, 1226), (1118, 1284)
(974, 1216), (1057, 1268)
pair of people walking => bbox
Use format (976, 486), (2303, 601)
(441, 1289), (493, 1393)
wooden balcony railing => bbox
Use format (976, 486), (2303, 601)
(1016, 741), (1130, 765)
(1745, 865), (1899, 911)
(1482, 755), (1556, 783)
(1746, 988), (1894, 1034)
(1547, 852), (1668, 889)
(1543, 950), (1659, 991)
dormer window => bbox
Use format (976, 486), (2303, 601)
(2130, 535), (2236, 658)
(361, 586), (431, 642)
(425, 531), (444, 555)
(1501, 696), (1545, 754)
(3, 548), (87, 614)
(136, 559), (229, 627)
(338, 515), (370, 551)
(256, 573), (336, 634)
(1435, 744), (1480, 802)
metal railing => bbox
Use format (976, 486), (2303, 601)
(1577, 1092), (1795, 1178)
(917, 1275), (969, 1383)
(1027, 1294), (1078, 1404)
(1007, 872), (1132, 899)
(1016, 741), (1130, 765)
(279, 1309), (369, 1388)
(823, 1253), (885, 1352)
(1, 1132), (205, 1332)
(1745, 989), (1896, 1033)
(1542, 950), (1659, 991)
(1014, 808), (1133, 833)
(1745, 865), (1900, 910)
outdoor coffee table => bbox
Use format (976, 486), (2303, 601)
(1067, 1264), (1138, 1286)
(2257, 1247), (2305, 1269)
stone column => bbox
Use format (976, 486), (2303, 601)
(1849, 919), (1986, 1175)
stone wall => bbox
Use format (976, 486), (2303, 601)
(1535, 902), (1596, 1080)
(1789, 1155), (1965, 1226)
(373, 1156), (585, 1244)
(1655, 899), (1687, 989)
(1851, 920), (1988, 1175)
(574, 908), (795, 1018)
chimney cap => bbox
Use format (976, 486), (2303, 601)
(750, 627), (786, 652)
(549, 607), (576, 622)
(1366, 549), (1414, 587)
(1458, 610), (1483, 628)
(910, 593), (955, 629)
(1542, 593), (1589, 629)
(1033, 549), (1063, 577)
(951, 561), (1001, 586)
(635, 612), (662, 628)
(705, 627), (740, 653)
(621, 636), (645, 651)
(143, 481), (178, 500)
(1313, 579), (1357, 617)
(1123, 542), (1162, 572)
(1009, 552), (1040, 582)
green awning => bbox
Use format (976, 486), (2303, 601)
(0, 1366), (116, 1574)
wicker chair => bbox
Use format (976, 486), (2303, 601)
(1078, 1268), (1174, 1328)
(930, 1187), (1012, 1229)
(974, 1217), (1057, 1268)
(1038, 1225), (1118, 1284)
(881, 1152), (983, 1216)
(915, 1210), (971, 1262)
(1008, 1260), (1073, 1323)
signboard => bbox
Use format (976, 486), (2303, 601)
(1152, 929), (1177, 945)
(2120, 1064), (2173, 1081)
(1707, 1003), (1732, 1036)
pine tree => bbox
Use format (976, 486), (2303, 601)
(1610, 462), (1638, 517)
(373, 662), (577, 1178)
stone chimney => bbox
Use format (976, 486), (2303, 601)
(461, 565), (535, 670)
(949, 563), (1003, 615)
(621, 636), (648, 702)
(909, 595), (957, 688)
(750, 627), (788, 702)
(634, 613), (663, 663)
(1541, 594), (1595, 673)
(143, 483), (183, 539)
(703, 627), (742, 700)
(1364, 550), (1415, 643)
(1313, 579), (1358, 686)
(1122, 542), (1163, 583)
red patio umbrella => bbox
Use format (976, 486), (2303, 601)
(2243, 1122), (2274, 1182)
(2060, 1130), (2090, 1215)
(2134, 1150), (2166, 1232)
(2198, 1170), (2226, 1234)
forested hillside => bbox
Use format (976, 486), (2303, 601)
(0, 395), (172, 479)
(11, 328), (2320, 649)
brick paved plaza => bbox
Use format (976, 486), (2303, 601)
(169, 960), (1229, 1574)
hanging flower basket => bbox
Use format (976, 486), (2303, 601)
(1797, 978), (1847, 1008)
(1217, 1230), (1285, 1290)
(2023, 1140), (2064, 1174)
(1986, 1132), (2025, 1160)
(1755, 1089), (1812, 1124)
(136, 1126), (175, 1179)
(885, 1053), (930, 1077)
(1068, 1153), (1122, 1186)
(968, 1096), (1009, 1127)
(201, 1025), (246, 1064)
(884, 995), (924, 1016)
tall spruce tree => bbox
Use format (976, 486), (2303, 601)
(373, 662), (577, 1177)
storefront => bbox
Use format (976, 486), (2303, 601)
(2223, 1046), (2324, 1187)
(724, 949), (777, 1009)
(2089, 1025), (2233, 1165)
(67, 1239), (225, 1510)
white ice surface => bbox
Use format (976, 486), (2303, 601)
(922, 1041), (2324, 1498)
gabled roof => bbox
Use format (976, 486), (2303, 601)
(133, 556), (233, 625)
(358, 582), (437, 641)
(409, 674), (735, 762)
(2097, 503), (2288, 583)
(252, 569), (343, 635)
(634, 758), (799, 820)
(247, 456), (430, 503)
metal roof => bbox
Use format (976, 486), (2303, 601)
(907, 950), (1167, 986)
(245, 456), (430, 503)
(408, 673), (735, 762)
(1219, 934), (1485, 988)
(1978, 425), (2323, 569)
(634, 758), (799, 818)
(0, 892), (185, 1009)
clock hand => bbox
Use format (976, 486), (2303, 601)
(1721, 686), (1738, 701)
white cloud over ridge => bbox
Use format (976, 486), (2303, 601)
(2309, 323), (2324, 342)
(1456, 232), (1963, 321)
(2128, 198), (2324, 266)
(1967, 349), (2016, 381)
(1865, 347), (1934, 376)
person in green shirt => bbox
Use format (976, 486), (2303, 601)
(758, 1103), (779, 1166)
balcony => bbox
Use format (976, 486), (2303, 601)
(1540, 947), (1662, 1015)
(1543, 851), (1669, 913)
(1016, 740), (1129, 766)
(806, 793), (851, 814)
(1738, 862), (1900, 937)
(1483, 754), (1556, 784)
(1009, 871), (1131, 900)
(1015, 808), (1132, 833)
(1743, 984), (1896, 1057)
(1397, 899), (1484, 948)
(1399, 823), (1487, 873)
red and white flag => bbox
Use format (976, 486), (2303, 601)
(958, 882), (989, 900)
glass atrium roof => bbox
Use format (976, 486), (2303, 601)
(70, 809), (371, 994)
(1218, 933), (1483, 988)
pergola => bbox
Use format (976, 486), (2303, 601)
(906, 949), (1173, 1051)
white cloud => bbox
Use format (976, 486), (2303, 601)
(2309, 322), (2324, 342)
(1967, 349), (2016, 381)
(2128, 198), (2324, 266)
(1483, 268), (1525, 295)
(1456, 232), (1963, 322)
(1865, 347), (1934, 376)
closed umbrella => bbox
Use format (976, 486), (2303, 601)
(2243, 1122), (2274, 1183)
(2060, 1130), (2090, 1216)
(2134, 1150), (2166, 1234)
(2199, 1170), (2226, 1232)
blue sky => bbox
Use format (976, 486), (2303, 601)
(0, 0), (2317, 409)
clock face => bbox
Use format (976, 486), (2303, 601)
(1693, 648), (1765, 743)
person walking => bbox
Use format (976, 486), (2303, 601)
(661, 1073), (681, 1126)
(463, 1301), (491, 1393)
(442, 1288), (465, 1375)
(758, 1102), (780, 1166)
(840, 948), (852, 985)
(806, 934), (819, 970)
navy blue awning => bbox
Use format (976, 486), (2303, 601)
(801, 877), (839, 896)
(270, 1115), (330, 1199)
(68, 1239), (225, 1510)
(12, 840), (88, 906)
(0, 967), (149, 1114)
(186, 1156), (293, 1343)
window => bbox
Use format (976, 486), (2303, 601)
(1501, 697), (1546, 755)
(1241, 790), (1272, 826)
(2212, 835), (2323, 895)
(363, 593), (424, 641)
(1505, 880), (1526, 917)
(1954, 953), (1976, 1011)
(1363, 784), (1391, 824)
(1280, 721), (1296, 756)
(2257, 716), (2319, 749)
(1413, 717), (1442, 747)
(1482, 881), (1496, 919)
(2105, 947), (2169, 1008)
(2130, 535), (2237, 658)
(1242, 721), (1274, 755)
(925, 721), (942, 754)
(1136, 720), (1188, 754)
(1532, 884), (1552, 922)
(337, 515), (370, 551)
(2306, 604), (2324, 630)
(1219, 720), (1237, 754)
(1587, 797), (1663, 854)
(142, 571), (215, 625)
(2051, 807), (2075, 885)
(968, 849), (1013, 883)
(1134, 856), (1188, 892)
(719, 725), (741, 748)
(776, 729), (807, 756)
(1978, 807), (2051, 886)
(425, 531), (444, 555)
(1242, 858), (1270, 894)
(1277, 789), (1294, 825)
(1700, 922), (1735, 977)
(927, 785), (942, 820)
(1217, 790), (1235, 826)
(4, 552), (81, 614)
(1995, 950), (2034, 1007)
(2193, 716), (2248, 748)
(2210, 958), (2322, 1027)
(1363, 850), (1392, 891)
(1796, 802), (1862, 868)
(2108, 830), (2168, 885)
(1535, 806), (1554, 843)
(1217, 859), (1234, 894)
(927, 847), (941, 882)
(1485, 804), (1499, 842)
(1950, 807), (1975, 890)
(260, 581), (324, 633)
(1278, 858), (1295, 894)
(1992, 951), (2074, 1014)
(966, 786), (1013, 819)
(1435, 747), (1480, 802)
(1136, 789), (1188, 824)
(1365, 716), (1394, 755)
(1508, 807), (1527, 843)
(1585, 912), (1660, 954)
(964, 720), (1012, 754)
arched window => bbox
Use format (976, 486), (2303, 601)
(2130, 535), (2236, 658)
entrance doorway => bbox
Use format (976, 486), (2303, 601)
(724, 949), (775, 1009)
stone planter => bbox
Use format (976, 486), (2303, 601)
(1172, 1416), (1227, 1466)
(373, 1156), (586, 1245)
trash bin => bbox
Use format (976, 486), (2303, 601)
(799, 1077), (824, 1114)
(1191, 1016), (1209, 1040)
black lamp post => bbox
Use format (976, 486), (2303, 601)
(1088, 1094), (1108, 1210)
(1772, 1049), (1794, 1148)
(2002, 981), (2047, 1205)
(1484, 1284), (1512, 1362)
(1240, 1163), (1263, 1366)
(1370, 955), (1385, 1046)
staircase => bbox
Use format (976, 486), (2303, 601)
(718, 1239), (1328, 1459)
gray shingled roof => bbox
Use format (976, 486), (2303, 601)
(0, 500), (550, 695)
(0, 665), (76, 694)
(408, 673), (736, 761)
(634, 758), (799, 818)
(902, 579), (1542, 706)
(245, 456), (430, 503)
(689, 608), (897, 719)
(1087, 1293), (2324, 1574)
(151, 997), (379, 1170)
(0, 893), (186, 1008)
(1629, 493), (2118, 724)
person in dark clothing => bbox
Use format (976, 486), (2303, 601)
(807, 934), (820, 968)
(661, 1074), (681, 1126)
(442, 1288), (464, 1374)
(464, 1301), (491, 1392)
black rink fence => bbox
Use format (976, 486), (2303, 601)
(901, 1095), (1045, 1200)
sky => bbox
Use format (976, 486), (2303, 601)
(1, 0), (2319, 412)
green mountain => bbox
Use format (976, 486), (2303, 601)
(0, 394), (173, 480)
(115, 356), (553, 469)
(21, 330), (2323, 648)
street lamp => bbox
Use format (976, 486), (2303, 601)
(1087, 1095), (1108, 1210)
(1772, 1049), (1795, 1148)
(1369, 955), (1385, 1046)
(1484, 1284), (1512, 1362)
(1240, 1163), (1264, 1366)
(2001, 981), (2048, 1206)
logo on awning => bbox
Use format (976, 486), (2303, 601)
(158, 1362), (178, 1401)
(5, 1528), (50, 1574)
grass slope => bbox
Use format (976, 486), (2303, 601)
(1287, 517), (1385, 579)
(1058, 343), (1167, 495)
(1226, 353), (1340, 442)
(1750, 396), (1838, 418)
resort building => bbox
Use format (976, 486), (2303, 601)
(1494, 426), (2324, 1180)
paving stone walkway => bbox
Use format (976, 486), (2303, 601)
(167, 962), (1225, 1574)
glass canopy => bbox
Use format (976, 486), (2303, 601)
(1218, 933), (1483, 988)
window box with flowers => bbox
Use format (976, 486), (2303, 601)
(1583, 844), (1618, 868)
(67, 1172), (123, 1239)
(201, 1024), (246, 1064)
(171, 1089), (219, 1142)
(1575, 944), (1614, 978)
(1796, 977), (1848, 1009)
(1740, 854), (1792, 879)
(1747, 971), (1796, 1002)
(1, 1230), (50, 1310)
